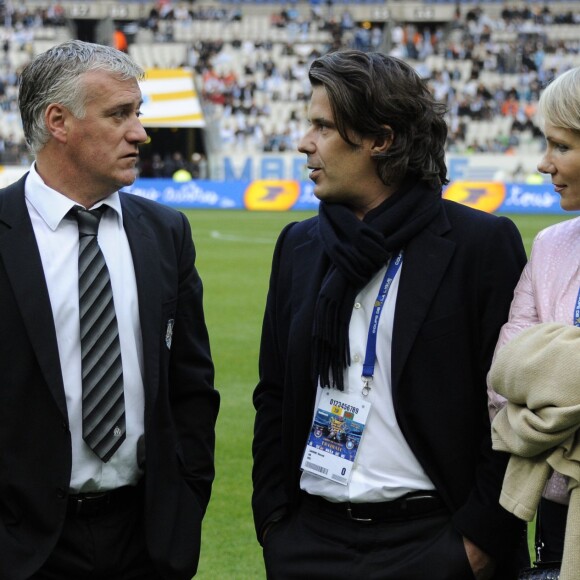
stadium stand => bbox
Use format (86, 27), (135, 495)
(0, 0), (579, 178)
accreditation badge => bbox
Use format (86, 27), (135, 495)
(300, 389), (371, 486)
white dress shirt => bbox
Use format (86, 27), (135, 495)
(25, 164), (145, 492)
(301, 260), (435, 502)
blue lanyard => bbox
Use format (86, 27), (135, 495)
(574, 287), (580, 327)
(361, 250), (404, 395)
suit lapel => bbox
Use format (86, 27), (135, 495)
(289, 221), (328, 401)
(0, 178), (68, 417)
(391, 208), (455, 391)
(285, 222), (329, 447)
(120, 194), (161, 425)
(288, 214), (456, 398)
(292, 227), (327, 321)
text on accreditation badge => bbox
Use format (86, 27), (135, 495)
(301, 389), (371, 485)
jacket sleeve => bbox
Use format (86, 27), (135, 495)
(488, 238), (539, 420)
(169, 212), (220, 512)
(252, 222), (296, 544)
(452, 215), (528, 562)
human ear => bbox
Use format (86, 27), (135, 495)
(371, 125), (394, 153)
(44, 103), (69, 143)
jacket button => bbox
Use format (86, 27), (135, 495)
(56, 488), (66, 499)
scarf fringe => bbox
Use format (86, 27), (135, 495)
(312, 180), (441, 391)
(312, 294), (351, 390)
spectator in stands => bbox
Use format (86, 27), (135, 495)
(188, 152), (208, 179)
(489, 65), (580, 579)
(161, 150), (191, 177)
(151, 152), (166, 177)
(501, 90), (520, 117)
(0, 39), (219, 580)
(252, 49), (527, 580)
(510, 163), (526, 182)
(113, 27), (128, 53)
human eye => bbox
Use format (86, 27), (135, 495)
(111, 105), (140, 120)
(111, 109), (127, 120)
(546, 139), (568, 154)
(315, 121), (330, 134)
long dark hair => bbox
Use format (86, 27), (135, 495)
(308, 50), (449, 189)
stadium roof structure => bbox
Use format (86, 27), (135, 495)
(139, 68), (205, 128)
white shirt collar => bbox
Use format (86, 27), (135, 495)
(24, 163), (123, 231)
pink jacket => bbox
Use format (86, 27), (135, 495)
(488, 216), (580, 504)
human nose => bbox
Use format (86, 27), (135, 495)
(298, 128), (314, 154)
(537, 151), (554, 175)
(128, 117), (148, 145)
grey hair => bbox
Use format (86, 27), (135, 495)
(18, 39), (144, 153)
(538, 67), (580, 133)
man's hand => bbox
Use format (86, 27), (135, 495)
(463, 536), (496, 580)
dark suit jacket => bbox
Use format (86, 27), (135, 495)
(252, 198), (527, 564)
(0, 175), (220, 580)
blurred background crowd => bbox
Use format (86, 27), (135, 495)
(0, 0), (578, 180)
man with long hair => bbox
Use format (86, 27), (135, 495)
(252, 50), (527, 579)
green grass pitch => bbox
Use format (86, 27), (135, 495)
(183, 210), (574, 579)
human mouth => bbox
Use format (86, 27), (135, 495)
(553, 183), (567, 194)
(122, 152), (139, 164)
(308, 167), (321, 182)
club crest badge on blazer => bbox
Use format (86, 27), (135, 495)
(165, 319), (175, 350)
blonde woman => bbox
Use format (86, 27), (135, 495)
(489, 66), (580, 567)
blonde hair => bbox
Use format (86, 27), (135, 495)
(538, 67), (580, 133)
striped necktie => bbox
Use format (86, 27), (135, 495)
(73, 205), (126, 462)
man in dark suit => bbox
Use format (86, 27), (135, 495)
(252, 50), (528, 579)
(0, 40), (219, 580)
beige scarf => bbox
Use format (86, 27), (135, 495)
(490, 323), (580, 580)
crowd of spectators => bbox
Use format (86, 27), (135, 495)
(182, 2), (580, 158)
(139, 150), (209, 179)
(131, 1), (580, 158)
(0, 1), (69, 164)
(0, 1), (580, 168)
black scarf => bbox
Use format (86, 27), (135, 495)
(313, 178), (442, 390)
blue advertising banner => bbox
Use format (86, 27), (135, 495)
(442, 181), (568, 214)
(127, 179), (245, 209)
(128, 178), (320, 211)
(502, 183), (564, 213)
(128, 178), (570, 215)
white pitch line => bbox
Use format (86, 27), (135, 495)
(210, 230), (274, 244)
